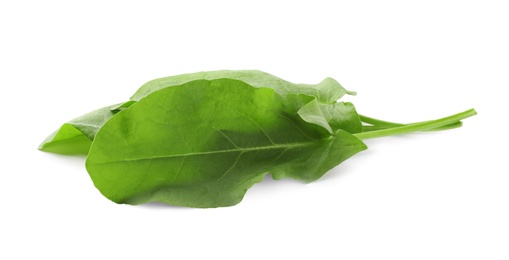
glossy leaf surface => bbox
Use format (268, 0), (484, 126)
(86, 79), (366, 207)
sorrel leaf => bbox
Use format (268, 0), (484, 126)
(86, 79), (366, 207)
(39, 70), (476, 208)
(40, 71), (361, 155)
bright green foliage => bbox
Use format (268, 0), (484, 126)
(319, 102), (362, 133)
(131, 70), (355, 103)
(86, 79), (366, 207)
(39, 70), (476, 208)
(39, 70), (359, 155)
(38, 123), (92, 155)
(39, 104), (123, 155)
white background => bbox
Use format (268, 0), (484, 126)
(1, 1), (508, 259)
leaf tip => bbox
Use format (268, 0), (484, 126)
(346, 90), (357, 96)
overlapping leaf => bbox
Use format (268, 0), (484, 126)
(39, 71), (361, 154)
(130, 70), (355, 103)
(39, 71), (476, 207)
(39, 104), (121, 155)
(86, 79), (366, 207)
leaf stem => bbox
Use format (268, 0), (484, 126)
(359, 115), (403, 127)
(359, 114), (463, 132)
(362, 122), (463, 132)
(353, 109), (477, 140)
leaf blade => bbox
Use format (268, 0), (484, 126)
(86, 79), (366, 207)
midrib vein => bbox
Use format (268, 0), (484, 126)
(96, 141), (317, 164)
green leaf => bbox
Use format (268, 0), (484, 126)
(131, 70), (354, 103)
(319, 102), (362, 134)
(39, 103), (124, 155)
(86, 79), (366, 208)
(297, 99), (334, 134)
(298, 100), (362, 134)
(38, 123), (92, 155)
(40, 71), (358, 156)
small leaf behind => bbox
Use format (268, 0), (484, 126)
(39, 103), (125, 155)
(130, 70), (354, 103)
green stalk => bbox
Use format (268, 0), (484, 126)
(361, 122), (463, 132)
(354, 109), (477, 140)
(359, 114), (463, 132)
(359, 115), (403, 127)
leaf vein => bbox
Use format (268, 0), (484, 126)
(92, 141), (316, 165)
